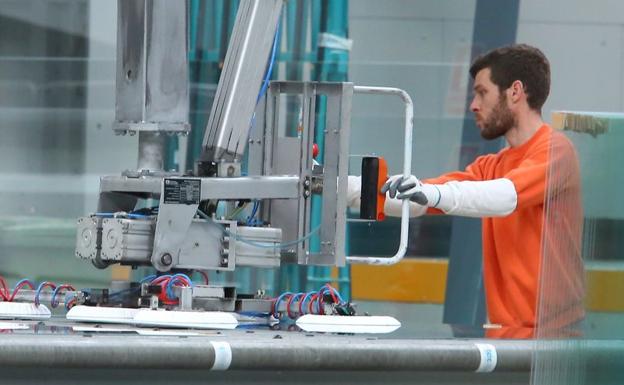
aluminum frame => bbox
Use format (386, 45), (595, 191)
(259, 81), (353, 266)
(201, 0), (284, 162)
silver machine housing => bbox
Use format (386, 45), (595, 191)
(77, 0), (352, 274)
(76, 215), (281, 270)
(75, 0), (414, 292)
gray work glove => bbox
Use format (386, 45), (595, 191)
(380, 174), (441, 207)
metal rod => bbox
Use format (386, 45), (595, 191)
(138, 132), (165, 171)
(347, 86), (414, 265)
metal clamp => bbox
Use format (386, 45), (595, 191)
(346, 86), (414, 265)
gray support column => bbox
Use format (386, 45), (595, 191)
(138, 132), (165, 171)
(114, 0), (190, 172)
(443, 0), (520, 335)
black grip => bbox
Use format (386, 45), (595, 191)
(360, 157), (380, 220)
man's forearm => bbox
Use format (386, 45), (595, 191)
(433, 178), (517, 217)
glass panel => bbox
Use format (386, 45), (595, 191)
(531, 112), (624, 384)
(0, 0), (118, 287)
(348, 0), (480, 337)
(518, 2), (624, 384)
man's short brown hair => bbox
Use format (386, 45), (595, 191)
(470, 44), (550, 112)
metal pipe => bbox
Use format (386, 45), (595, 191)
(0, 335), (536, 371)
(2, 335), (623, 372)
(0, 335), (216, 369)
(347, 86), (414, 265)
(230, 339), (528, 371)
(138, 132), (165, 171)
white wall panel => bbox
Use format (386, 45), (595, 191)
(517, 22), (622, 116)
(351, 0), (476, 20)
(349, 2), (475, 177)
(519, 0), (624, 25)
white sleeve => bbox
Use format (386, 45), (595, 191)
(433, 178), (517, 217)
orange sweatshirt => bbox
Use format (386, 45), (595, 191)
(426, 124), (584, 328)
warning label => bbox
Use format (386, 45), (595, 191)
(163, 178), (201, 205)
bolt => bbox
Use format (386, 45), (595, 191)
(304, 190), (311, 197)
(221, 257), (229, 265)
(160, 253), (173, 266)
(303, 179), (310, 187)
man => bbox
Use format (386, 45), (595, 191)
(348, 44), (584, 335)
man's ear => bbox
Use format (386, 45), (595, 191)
(510, 80), (524, 103)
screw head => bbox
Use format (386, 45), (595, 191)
(161, 253), (173, 266)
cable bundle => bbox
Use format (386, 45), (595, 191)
(271, 284), (346, 320)
(141, 273), (193, 305)
(0, 277), (77, 310)
(94, 206), (158, 220)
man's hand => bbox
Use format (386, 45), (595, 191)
(349, 174), (429, 217)
(380, 175), (418, 197)
(380, 174), (441, 207)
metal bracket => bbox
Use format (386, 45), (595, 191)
(151, 178), (201, 271)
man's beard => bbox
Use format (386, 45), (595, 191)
(480, 95), (516, 140)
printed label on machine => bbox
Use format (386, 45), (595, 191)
(163, 178), (201, 205)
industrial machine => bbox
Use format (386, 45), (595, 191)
(67, 0), (414, 325)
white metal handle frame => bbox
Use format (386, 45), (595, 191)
(346, 86), (413, 265)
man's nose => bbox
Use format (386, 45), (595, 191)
(470, 98), (479, 112)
